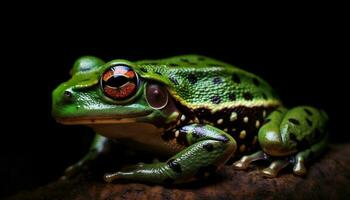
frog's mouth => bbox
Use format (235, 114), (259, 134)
(55, 111), (152, 125)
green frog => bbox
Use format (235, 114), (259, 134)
(52, 55), (328, 184)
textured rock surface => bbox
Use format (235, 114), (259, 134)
(7, 144), (350, 200)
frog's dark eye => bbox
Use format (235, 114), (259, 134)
(100, 65), (139, 100)
(145, 83), (168, 109)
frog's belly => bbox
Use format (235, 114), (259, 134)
(90, 123), (184, 156)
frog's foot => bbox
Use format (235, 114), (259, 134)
(235, 106), (328, 177)
(233, 150), (267, 170)
(233, 151), (290, 177)
(61, 135), (109, 180)
(103, 124), (236, 184)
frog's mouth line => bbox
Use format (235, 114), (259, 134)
(55, 112), (152, 125)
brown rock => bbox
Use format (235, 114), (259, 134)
(7, 144), (350, 200)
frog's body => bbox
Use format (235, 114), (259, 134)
(52, 55), (328, 184)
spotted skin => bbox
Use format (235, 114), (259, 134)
(53, 55), (329, 183)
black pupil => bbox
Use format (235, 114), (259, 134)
(106, 75), (129, 88)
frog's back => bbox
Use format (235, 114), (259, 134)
(135, 55), (282, 155)
(135, 55), (281, 111)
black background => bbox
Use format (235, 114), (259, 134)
(1, 7), (347, 198)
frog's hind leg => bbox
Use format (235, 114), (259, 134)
(103, 124), (236, 184)
(234, 106), (328, 177)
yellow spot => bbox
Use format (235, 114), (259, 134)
(230, 112), (238, 121)
(239, 130), (247, 139)
(175, 130), (180, 137)
(176, 120), (181, 125)
(180, 115), (186, 121)
(172, 129), (177, 132)
(193, 117), (200, 123)
(239, 144), (246, 152)
(232, 128), (237, 132)
(217, 118), (224, 125)
(252, 136), (258, 145)
(223, 128), (228, 132)
(263, 110), (267, 118)
(255, 120), (260, 128)
(204, 172), (210, 177)
(243, 117), (249, 123)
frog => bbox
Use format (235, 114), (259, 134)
(52, 55), (328, 184)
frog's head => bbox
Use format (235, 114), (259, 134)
(52, 56), (179, 129)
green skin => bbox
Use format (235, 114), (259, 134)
(52, 55), (328, 184)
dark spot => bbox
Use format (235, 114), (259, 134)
(169, 63), (179, 67)
(297, 138), (310, 150)
(163, 178), (174, 184)
(306, 118), (313, 126)
(188, 62), (198, 65)
(289, 133), (297, 142)
(231, 74), (241, 83)
(180, 58), (190, 62)
(304, 108), (313, 116)
(140, 67), (148, 72)
(262, 93), (268, 100)
(197, 57), (205, 61)
(195, 165), (217, 179)
(211, 96), (221, 104)
(176, 132), (189, 146)
(187, 74), (197, 84)
(167, 159), (182, 173)
(289, 118), (300, 125)
(229, 93), (236, 101)
(213, 77), (222, 84)
(264, 118), (271, 124)
(203, 143), (214, 152)
(155, 71), (162, 75)
(252, 78), (260, 86)
(169, 77), (179, 85)
(243, 92), (253, 100)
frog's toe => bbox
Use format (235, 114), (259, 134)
(103, 172), (121, 183)
(293, 160), (307, 176)
(261, 160), (290, 178)
(233, 150), (266, 170)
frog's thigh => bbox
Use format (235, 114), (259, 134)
(104, 124), (236, 184)
(234, 106), (328, 177)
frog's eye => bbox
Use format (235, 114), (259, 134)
(100, 65), (139, 101)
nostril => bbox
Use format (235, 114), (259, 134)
(63, 90), (73, 102)
(64, 90), (72, 98)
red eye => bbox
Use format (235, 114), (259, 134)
(101, 65), (139, 100)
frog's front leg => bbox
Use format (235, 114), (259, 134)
(62, 134), (109, 179)
(103, 124), (236, 184)
(233, 106), (328, 177)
